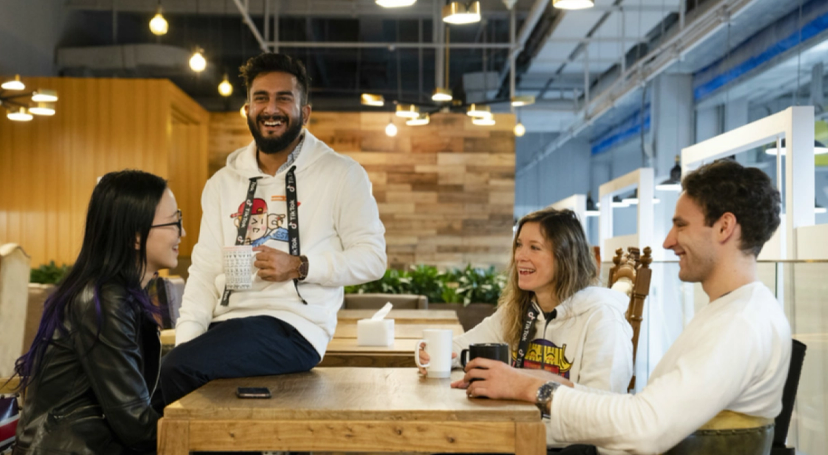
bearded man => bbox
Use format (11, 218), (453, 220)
(159, 53), (387, 405)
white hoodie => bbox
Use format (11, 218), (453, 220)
(451, 286), (633, 447)
(175, 131), (387, 357)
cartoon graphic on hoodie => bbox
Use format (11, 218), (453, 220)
(230, 198), (288, 246)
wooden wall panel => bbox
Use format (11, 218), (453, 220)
(0, 77), (209, 267)
(208, 111), (516, 270)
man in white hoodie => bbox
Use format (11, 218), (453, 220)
(159, 53), (387, 405)
(455, 160), (791, 455)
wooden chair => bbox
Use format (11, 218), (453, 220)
(342, 293), (428, 310)
(608, 246), (653, 392)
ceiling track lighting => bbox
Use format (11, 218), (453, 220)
(361, 93), (385, 107)
(442, 1), (482, 24)
(552, 0), (595, 10)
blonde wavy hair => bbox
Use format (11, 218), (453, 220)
(500, 208), (598, 349)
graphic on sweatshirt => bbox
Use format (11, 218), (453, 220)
(521, 338), (573, 378)
(230, 198), (288, 246)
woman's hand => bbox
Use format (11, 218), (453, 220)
(416, 343), (457, 376)
(450, 358), (573, 402)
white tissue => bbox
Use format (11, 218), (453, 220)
(357, 302), (395, 346)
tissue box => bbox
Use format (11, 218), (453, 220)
(357, 319), (395, 346)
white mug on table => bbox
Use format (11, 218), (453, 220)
(414, 329), (453, 378)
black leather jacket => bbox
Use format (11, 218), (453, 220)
(14, 283), (161, 455)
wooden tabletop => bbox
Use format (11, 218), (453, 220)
(337, 309), (460, 324)
(334, 322), (464, 339)
(158, 368), (545, 455)
(320, 338), (420, 367)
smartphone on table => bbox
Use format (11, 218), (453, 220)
(236, 387), (271, 399)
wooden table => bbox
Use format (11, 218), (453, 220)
(320, 338), (420, 367)
(334, 322), (464, 339)
(158, 367), (545, 455)
(337, 309), (460, 325)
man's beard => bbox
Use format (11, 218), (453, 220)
(247, 111), (304, 155)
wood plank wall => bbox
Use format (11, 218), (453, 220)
(208, 111), (516, 270)
(0, 77), (209, 267)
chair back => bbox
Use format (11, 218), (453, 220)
(772, 339), (807, 452)
(342, 293), (428, 310)
(607, 246), (652, 391)
(664, 411), (774, 455)
(0, 244), (31, 377)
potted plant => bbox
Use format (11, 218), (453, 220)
(25, 262), (71, 351)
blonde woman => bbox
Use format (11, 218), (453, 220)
(418, 208), (633, 451)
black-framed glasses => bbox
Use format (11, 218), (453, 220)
(151, 209), (183, 236)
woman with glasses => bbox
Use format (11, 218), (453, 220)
(11, 170), (185, 455)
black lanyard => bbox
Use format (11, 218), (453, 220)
(220, 177), (261, 306)
(286, 166), (306, 304)
(513, 302), (556, 368)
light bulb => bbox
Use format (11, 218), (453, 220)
(7, 107), (33, 121)
(514, 122), (526, 137)
(239, 104), (247, 118)
(189, 50), (206, 72)
(218, 76), (233, 97)
(29, 102), (56, 116)
(1, 75), (25, 91)
(149, 12), (169, 36)
(385, 121), (398, 137)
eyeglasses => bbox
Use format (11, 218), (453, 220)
(151, 209), (183, 236)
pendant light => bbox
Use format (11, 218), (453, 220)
(395, 104), (420, 118)
(586, 193), (599, 217)
(406, 114), (430, 126)
(433, 24), (453, 102)
(385, 120), (398, 137)
(1, 75), (25, 91)
(472, 117), (495, 126)
(442, 2), (481, 24)
(656, 156), (682, 192)
(511, 95), (535, 107)
(218, 75), (233, 97)
(31, 89), (58, 102)
(765, 138), (828, 156)
(189, 48), (207, 72)
(552, 0), (595, 10)
(7, 107), (33, 122)
(376, 0), (417, 6)
(466, 104), (491, 118)
(514, 122), (526, 137)
(361, 93), (385, 107)
(239, 104), (247, 118)
(29, 102), (56, 116)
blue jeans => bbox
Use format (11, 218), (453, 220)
(159, 315), (320, 406)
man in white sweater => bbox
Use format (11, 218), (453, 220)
(159, 53), (387, 405)
(455, 160), (791, 455)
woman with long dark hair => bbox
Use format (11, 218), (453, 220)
(11, 170), (184, 455)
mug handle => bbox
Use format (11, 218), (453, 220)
(460, 349), (470, 367)
(414, 339), (430, 368)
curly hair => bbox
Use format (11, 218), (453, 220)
(500, 208), (598, 349)
(682, 159), (781, 257)
(239, 53), (310, 105)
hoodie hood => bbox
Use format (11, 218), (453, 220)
(547, 286), (629, 321)
(224, 129), (332, 180)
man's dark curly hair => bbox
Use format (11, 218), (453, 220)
(682, 159), (781, 257)
(239, 53), (310, 105)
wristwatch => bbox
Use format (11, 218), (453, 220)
(297, 255), (309, 281)
(535, 381), (560, 416)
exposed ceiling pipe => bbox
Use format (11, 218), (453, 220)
(496, 0), (547, 90)
(232, 0), (270, 53)
(517, 0), (764, 176)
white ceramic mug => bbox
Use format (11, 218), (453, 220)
(222, 245), (257, 290)
(414, 329), (453, 379)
